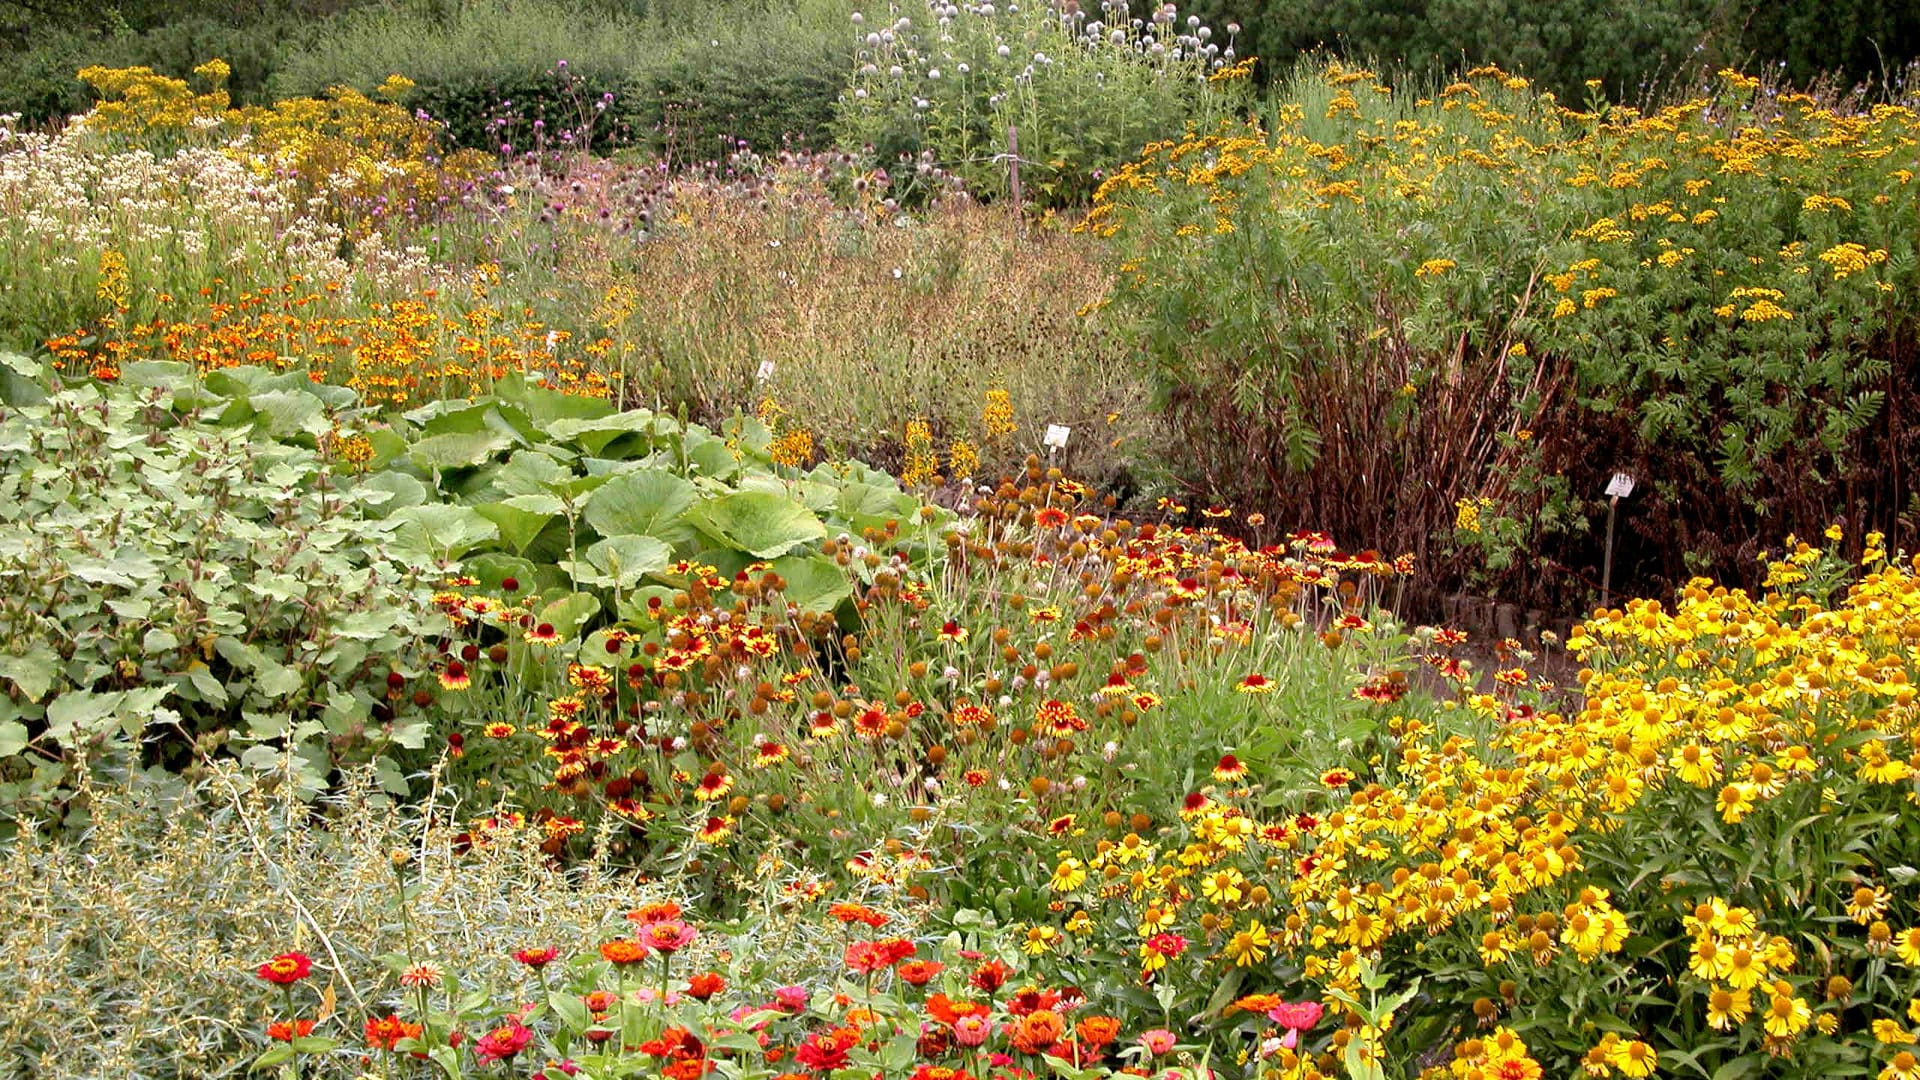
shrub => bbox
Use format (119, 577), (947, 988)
(1173, 0), (1920, 104)
(0, 358), (450, 821)
(1088, 61), (1920, 609)
(0, 762), (712, 1078)
(836, 0), (1255, 207)
(274, 0), (854, 156)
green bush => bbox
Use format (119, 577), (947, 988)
(274, 0), (854, 156)
(1089, 62), (1920, 608)
(835, 0), (1254, 207)
(0, 4), (345, 123)
(0, 357), (453, 823)
(1172, 0), (1920, 104)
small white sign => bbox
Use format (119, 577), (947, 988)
(1044, 424), (1071, 450)
(1605, 472), (1636, 499)
(755, 360), (776, 382)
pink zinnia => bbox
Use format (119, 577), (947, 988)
(774, 985), (809, 1012)
(1267, 1000), (1325, 1048)
(636, 919), (697, 954)
(1138, 1029), (1177, 1056)
(952, 1014), (993, 1048)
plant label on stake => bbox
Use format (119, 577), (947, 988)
(1602, 471), (1635, 607)
(756, 360), (775, 383)
(1044, 425), (1071, 451)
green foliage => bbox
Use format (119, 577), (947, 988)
(273, 0), (854, 155)
(0, 359), (450, 822)
(1173, 0), (1920, 104)
(1093, 62), (1920, 607)
(835, 0), (1255, 207)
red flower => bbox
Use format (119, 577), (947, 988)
(366, 1014), (424, 1052)
(474, 1019), (534, 1063)
(638, 919), (698, 954)
(257, 952), (314, 985)
(969, 959), (1012, 993)
(514, 946), (560, 969)
(844, 940), (893, 974)
(1006, 986), (1062, 1017)
(1143, 933), (1188, 959)
(927, 993), (991, 1027)
(687, 972), (728, 1001)
(1266, 1000), (1324, 1034)
(794, 1026), (862, 1071)
(1008, 1010), (1066, 1055)
(898, 960), (945, 986)
(267, 1019), (316, 1042)
(1075, 1016), (1122, 1049)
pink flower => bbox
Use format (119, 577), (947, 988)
(953, 1014), (994, 1048)
(1138, 1029), (1178, 1056)
(1266, 1001), (1325, 1049)
(774, 985), (809, 1012)
(636, 919), (698, 954)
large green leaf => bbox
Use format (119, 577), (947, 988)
(770, 554), (854, 614)
(496, 450), (573, 496)
(409, 429), (514, 472)
(547, 412), (668, 457)
(0, 646), (63, 703)
(568, 535), (673, 588)
(476, 494), (563, 555)
(582, 469), (698, 543)
(491, 373), (616, 427)
(684, 491), (827, 558)
(387, 504), (499, 559)
(249, 390), (331, 439)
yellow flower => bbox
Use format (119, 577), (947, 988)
(1706, 986), (1751, 1031)
(1763, 991), (1811, 1039)
(1874, 1019), (1915, 1044)
(1049, 858), (1088, 893)
(1223, 921), (1271, 967)
(1607, 1038), (1657, 1077)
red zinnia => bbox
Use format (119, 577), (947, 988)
(794, 1026), (862, 1071)
(687, 972), (727, 1001)
(474, 1019), (534, 1063)
(844, 940), (893, 974)
(257, 951), (314, 985)
(969, 959), (1012, 993)
(898, 960), (945, 986)
(514, 946), (560, 969)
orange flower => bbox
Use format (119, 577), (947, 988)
(600, 939), (651, 966)
(1010, 1010), (1067, 1054)
(1075, 1016), (1122, 1048)
(365, 1014), (424, 1051)
(267, 1019), (316, 1042)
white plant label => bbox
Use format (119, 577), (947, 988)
(1606, 472), (1636, 499)
(1044, 424), (1071, 450)
(756, 360), (776, 382)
